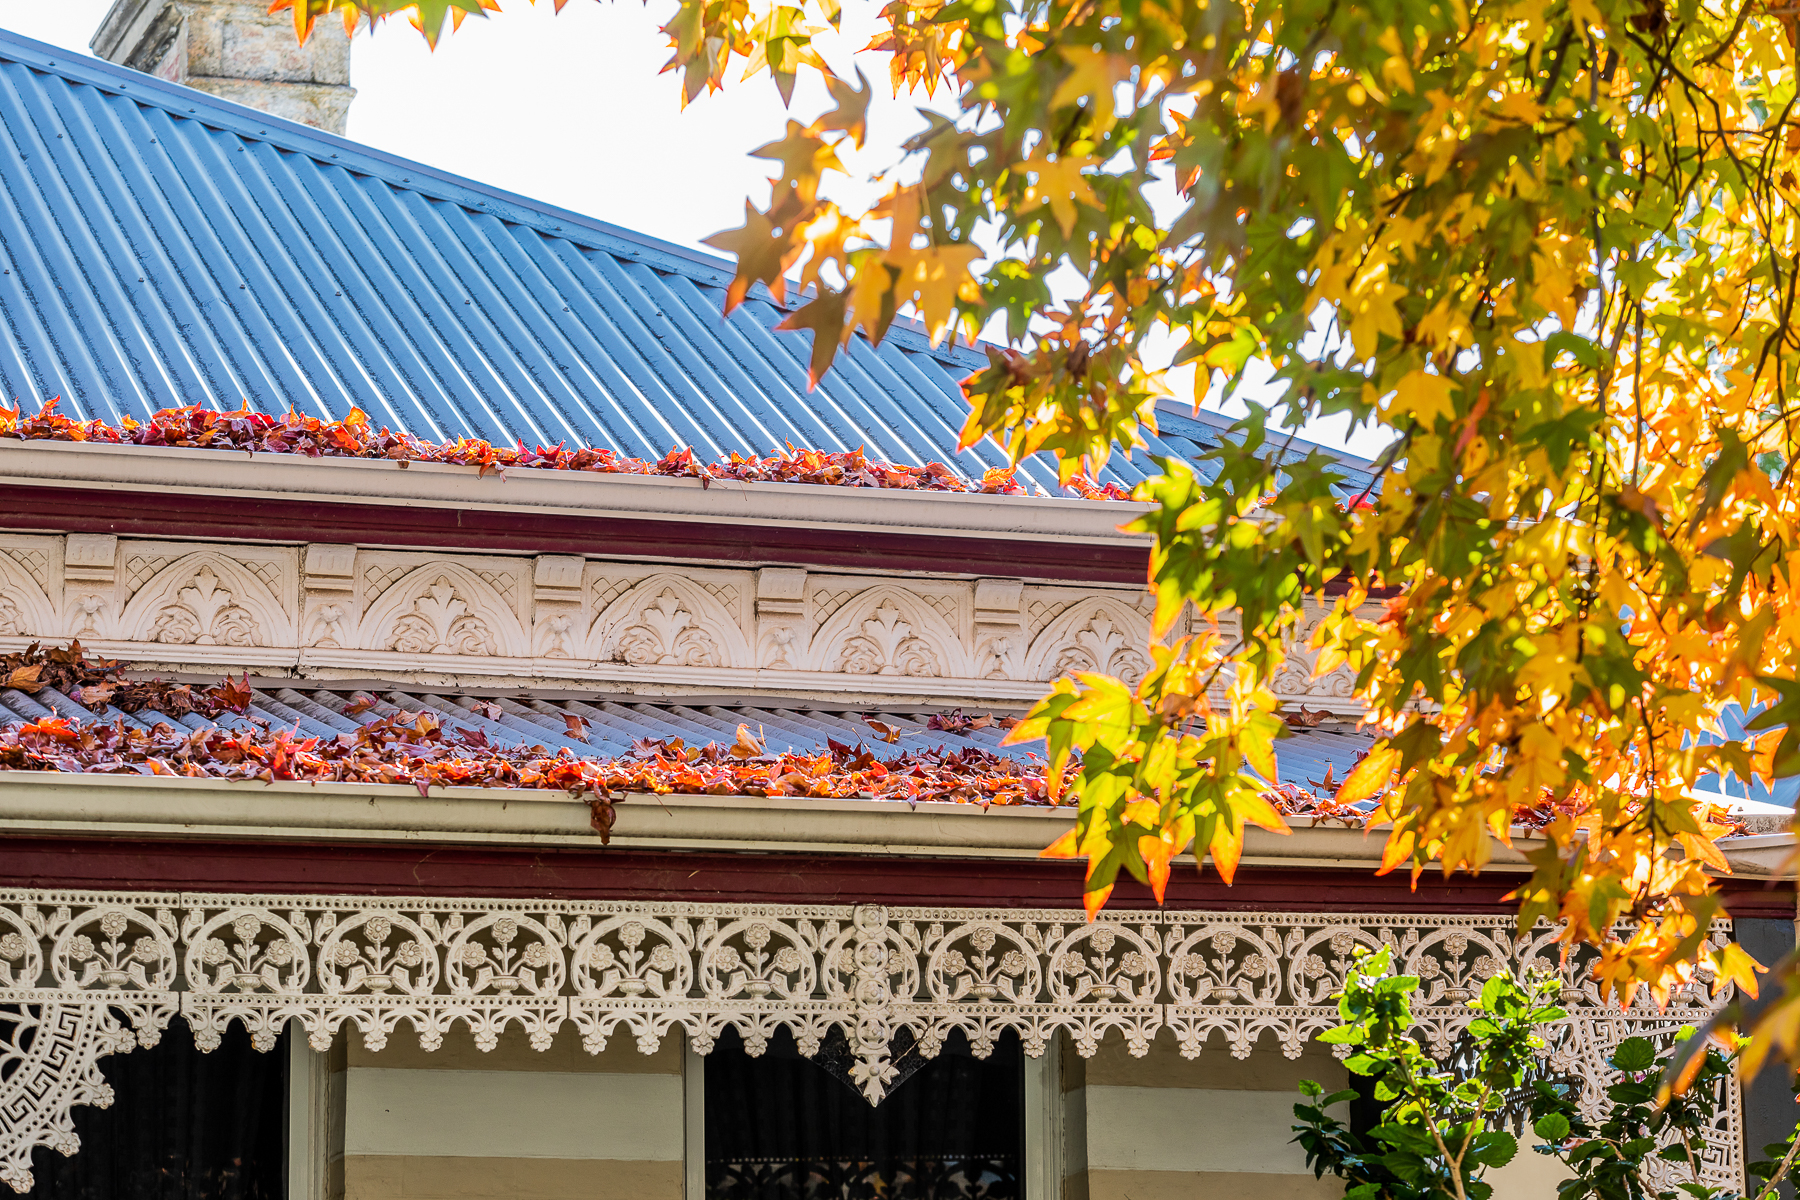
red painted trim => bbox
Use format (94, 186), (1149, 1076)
(0, 485), (1149, 584)
(3, 835), (1791, 917)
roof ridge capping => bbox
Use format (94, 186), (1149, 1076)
(0, 24), (983, 371)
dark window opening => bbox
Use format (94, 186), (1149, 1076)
(1347, 1067), (1386, 1140)
(705, 1025), (1024, 1200)
(18, 1013), (287, 1200)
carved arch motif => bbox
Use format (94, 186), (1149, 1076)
(1270, 605), (1359, 704)
(1024, 596), (1153, 685)
(116, 553), (292, 648)
(808, 587), (965, 678)
(356, 564), (527, 659)
(0, 554), (54, 640)
(587, 574), (750, 669)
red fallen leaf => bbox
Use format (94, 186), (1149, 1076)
(928, 710), (996, 734)
(864, 718), (903, 744)
(343, 695), (379, 717)
(210, 673), (254, 714)
(564, 713), (589, 740)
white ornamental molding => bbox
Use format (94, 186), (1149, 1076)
(0, 535), (1371, 709)
(0, 892), (1739, 1193)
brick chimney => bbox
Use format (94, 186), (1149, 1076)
(91, 1), (354, 134)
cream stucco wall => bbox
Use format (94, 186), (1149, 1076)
(307, 1022), (1578, 1200)
(340, 1026), (685, 1200)
(1060, 1034), (1349, 1200)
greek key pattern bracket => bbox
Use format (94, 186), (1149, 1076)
(0, 892), (1739, 1193)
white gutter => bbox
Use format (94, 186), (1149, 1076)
(1708, 832), (1797, 878)
(0, 440), (1150, 547)
(0, 773), (1782, 875)
(0, 771), (1527, 870)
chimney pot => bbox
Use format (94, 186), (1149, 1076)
(92, 1), (355, 134)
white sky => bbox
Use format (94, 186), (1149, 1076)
(0, 0), (1384, 458)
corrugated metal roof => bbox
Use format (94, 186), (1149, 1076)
(1151, 405), (1381, 503)
(0, 28), (1377, 498)
(0, 682), (1374, 788)
(1692, 704), (1800, 807)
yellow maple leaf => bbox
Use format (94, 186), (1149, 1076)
(884, 242), (982, 343)
(1384, 371), (1457, 426)
(1013, 147), (1100, 237)
(1376, 28), (1414, 94)
(1508, 724), (1567, 801)
(1344, 266), (1407, 358)
(1050, 48), (1133, 128)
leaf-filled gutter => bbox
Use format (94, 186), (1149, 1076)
(0, 646), (1664, 842)
(0, 401), (1132, 499)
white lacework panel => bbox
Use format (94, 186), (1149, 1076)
(1548, 1015), (1744, 1197)
(0, 894), (1742, 1193)
(0, 893), (185, 1193)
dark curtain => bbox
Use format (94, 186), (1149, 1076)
(706, 1025), (1023, 1200)
(21, 1014), (286, 1200)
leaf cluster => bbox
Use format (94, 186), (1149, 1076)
(1295, 947), (1560, 1200)
(275, 0), (1800, 1037)
(1525, 1032), (1740, 1200)
(1298, 951), (1790, 1200)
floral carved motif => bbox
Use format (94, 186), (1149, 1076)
(356, 564), (525, 659)
(813, 589), (961, 677)
(1026, 600), (1154, 686)
(389, 579), (496, 657)
(840, 602), (942, 677)
(615, 591), (721, 668)
(151, 568), (259, 647)
(116, 554), (291, 650)
(311, 603), (351, 649)
(589, 575), (748, 670)
(538, 614), (577, 659)
(1053, 615), (1148, 683)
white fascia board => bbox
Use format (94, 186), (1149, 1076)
(3, 773), (1780, 875)
(0, 770), (1532, 869)
(0, 440), (1149, 549)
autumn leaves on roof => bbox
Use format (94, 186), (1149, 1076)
(0, 401), (1134, 499)
(0, 646), (1683, 847)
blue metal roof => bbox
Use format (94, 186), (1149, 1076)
(0, 26), (1376, 496)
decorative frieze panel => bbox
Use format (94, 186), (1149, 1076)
(0, 533), (1365, 707)
(0, 893), (1737, 1193)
